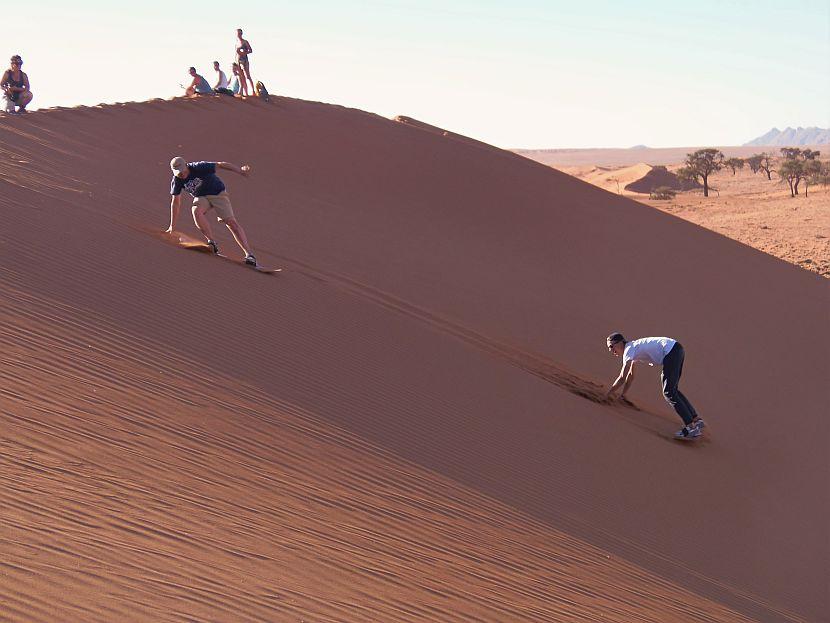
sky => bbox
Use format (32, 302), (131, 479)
(10, 0), (830, 148)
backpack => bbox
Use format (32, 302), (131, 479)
(255, 81), (270, 102)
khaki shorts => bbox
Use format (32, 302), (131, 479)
(193, 192), (235, 221)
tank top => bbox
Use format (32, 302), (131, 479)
(3, 69), (25, 89)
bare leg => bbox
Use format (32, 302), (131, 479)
(223, 218), (253, 256)
(192, 204), (215, 241)
(244, 63), (255, 93)
(18, 91), (33, 110)
(238, 66), (249, 96)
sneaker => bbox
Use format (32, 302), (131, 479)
(674, 425), (701, 439)
(244, 253), (258, 266)
(207, 239), (220, 254)
(692, 418), (706, 432)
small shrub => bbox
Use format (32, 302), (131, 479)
(650, 186), (676, 200)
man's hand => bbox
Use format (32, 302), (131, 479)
(217, 162), (250, 176)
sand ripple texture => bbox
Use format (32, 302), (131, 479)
(1, 97), (827, 623)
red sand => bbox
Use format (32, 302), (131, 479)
(0, 97), (827, 623)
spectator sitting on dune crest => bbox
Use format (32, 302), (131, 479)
(184, 67), (213, 97)
(228, 63), (242, 95)
(213, 61), (229, 91)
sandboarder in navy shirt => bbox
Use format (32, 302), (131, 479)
(166, 157), (257, 266)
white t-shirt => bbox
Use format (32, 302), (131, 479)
(215, 69), (229, 90)
(623, 337), (677, 367)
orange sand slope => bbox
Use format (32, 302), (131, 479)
(0, 97), (827, 623)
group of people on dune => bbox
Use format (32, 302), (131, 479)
(185, 29), (258, 98)
(1, 28), (259, 115)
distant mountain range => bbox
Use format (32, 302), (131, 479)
(744, 127), (829, 146)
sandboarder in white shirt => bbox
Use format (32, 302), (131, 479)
(604, 333), (705, 439)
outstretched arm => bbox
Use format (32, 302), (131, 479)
(166, 194), (182, 233)
(217, 161), (251, 177)
(605, 360), (633, 399)
(619, 364), (635, 399)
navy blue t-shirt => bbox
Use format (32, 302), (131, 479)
(170, 161), (226, 197)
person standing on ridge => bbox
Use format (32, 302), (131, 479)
(1, 55), (33, 114)
(235, 28), (255, 96)
(604, 333), (706, 439)
(166, 157), (258, 266)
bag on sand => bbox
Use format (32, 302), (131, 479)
(255, 81), (270, 102)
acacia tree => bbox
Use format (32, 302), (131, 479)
(747, 154), (763, 174)
(780, 147), (803, 161)
(677, 148), (724, 197)
(723, 157), (745, 175)
(778, 159), (803, 197)
(803, 159), (823, 197)
(779, 148), (822, 195)
(807, 160), (830, 189)
(758, 152), (774, 180)
(780, 147), (820, 162)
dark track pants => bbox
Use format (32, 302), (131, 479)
(661, 343), (698, 425)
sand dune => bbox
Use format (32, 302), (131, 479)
(0, 97), (827, 622)
(557, 163), (653, 194)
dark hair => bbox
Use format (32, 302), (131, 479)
(189, 66), (196, 72)
(606, 332), (626, 346)
(10, 55), (22, 64)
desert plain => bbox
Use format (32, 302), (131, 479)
(517, 147), (829, 278)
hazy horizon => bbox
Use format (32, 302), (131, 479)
(10, 0), (830, 149)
